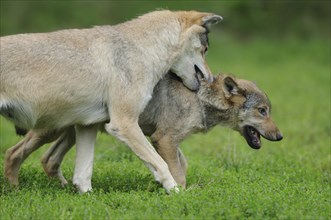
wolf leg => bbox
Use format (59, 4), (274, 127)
(151, 134), (186, 188)
(105, 116), (178, 193)
(72, 124), (98, 193)
(178, 148), (188, 176)
(41, 126), (76, 186)
(4, 130), (61, 185)
(4, 138), (26, 186)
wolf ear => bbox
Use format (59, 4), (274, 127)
(181, 11), (222, 31)
(223, 76), (240, 98)
(201, 14), (223, 29)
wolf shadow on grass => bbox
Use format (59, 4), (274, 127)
(1, 165), (166, 195)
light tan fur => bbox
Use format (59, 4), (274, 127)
(0, 10), (222, 193)
(4, 73), (282, 189)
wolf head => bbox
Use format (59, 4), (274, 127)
(199, 74), (283, 149)
(170, 11), (222, 91)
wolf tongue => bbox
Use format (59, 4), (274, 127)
(253, 133), (261, 145)
(252, 135), (259, 143)
(249, 129), (259, 143)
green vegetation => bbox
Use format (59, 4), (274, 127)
(0, 1), (330, 219)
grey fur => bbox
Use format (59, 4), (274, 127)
(4, 73), (282, 189)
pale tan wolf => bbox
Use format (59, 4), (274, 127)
(4, 73), (283, 190)
(0, 10), (222, 193)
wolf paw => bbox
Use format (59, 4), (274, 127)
(163, 178), (180, 194)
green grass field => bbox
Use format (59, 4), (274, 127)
(1, 33), (330, 219)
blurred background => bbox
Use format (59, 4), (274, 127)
(1, 1), (330, 182)
(1, 1), (329, 39)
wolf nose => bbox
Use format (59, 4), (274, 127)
(276, 133), (283, 141)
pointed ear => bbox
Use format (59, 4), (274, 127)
(223, 76), (240, 97)
(201, 14), (223, 29)
(179, 11), (222, 31)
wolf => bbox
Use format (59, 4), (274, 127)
(4, 73), (283, 190)
(0, 10), (222, 193)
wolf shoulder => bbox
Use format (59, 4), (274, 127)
(140, 74), (203, 135)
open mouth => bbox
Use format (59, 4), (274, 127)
(194, 65), (204, 81)
(243, 126), (261, 149)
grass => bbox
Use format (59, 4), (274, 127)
(0, 33), (330, 219)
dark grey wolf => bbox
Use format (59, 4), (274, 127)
(4, 73), (282, 190)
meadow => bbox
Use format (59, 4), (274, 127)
(0, 31), (330, 219)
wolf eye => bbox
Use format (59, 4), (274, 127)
(203, 47), (208, 54)
(202, 46), (208, 55)
(258, 108), (267, 116)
